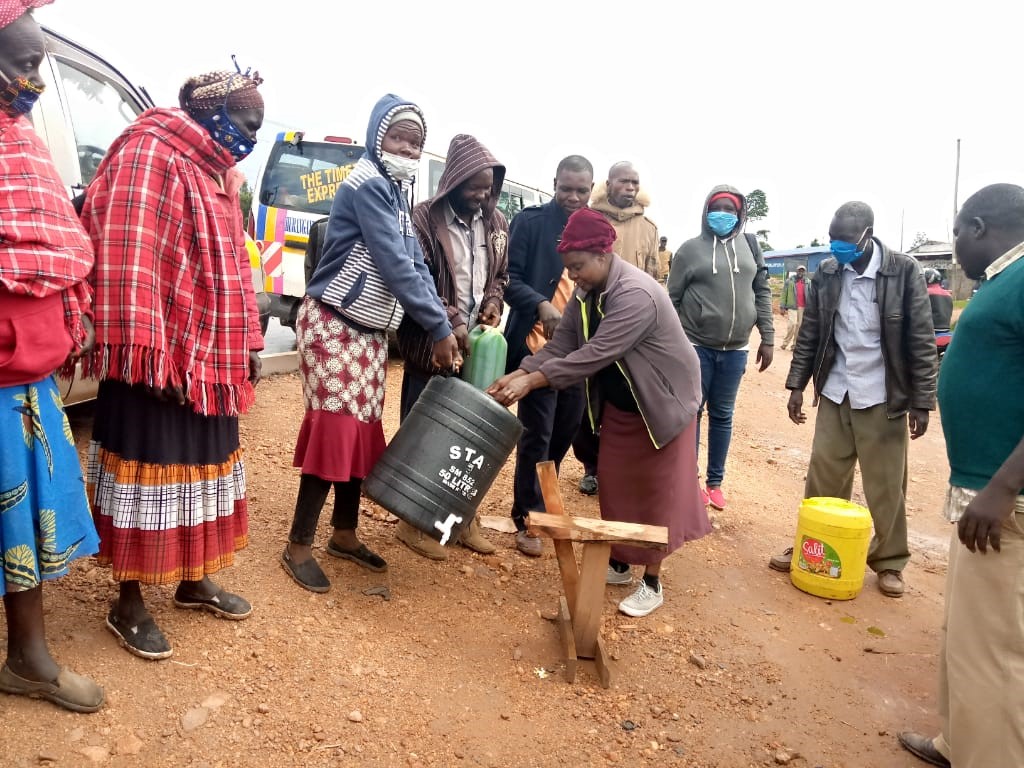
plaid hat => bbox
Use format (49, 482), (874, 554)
(557, 208), (617, 255)
(0, 0), (52, 29)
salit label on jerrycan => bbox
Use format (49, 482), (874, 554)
(797, 535), (842, 579)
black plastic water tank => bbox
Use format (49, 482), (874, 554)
(364, 376), (523, 544)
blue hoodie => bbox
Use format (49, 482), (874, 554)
(306, 94), (450, 342)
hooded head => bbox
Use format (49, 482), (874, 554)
(701, 184), (747, 240)
(365, 93), (426, 180)
(429, 133), (505, 221)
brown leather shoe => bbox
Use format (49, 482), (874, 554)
(458, 516), (496, 555)
(515, 529), (543, 557)
(396, 520), (448, 561)
(878, 569), (905, 598)
(897, 731), (950, 767)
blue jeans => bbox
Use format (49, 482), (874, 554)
(695, 346), (748, 487)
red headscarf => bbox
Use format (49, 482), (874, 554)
(0, 0), (52, 29)
(708, 191), (743, 211)
(557, 208), (617, 255)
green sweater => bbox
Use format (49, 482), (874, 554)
(937, 256), (1024, 491)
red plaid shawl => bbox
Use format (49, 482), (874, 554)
(80, 108), (264, 417)
(0, 113), (92, 349)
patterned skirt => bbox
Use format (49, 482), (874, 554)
(0, 377), (98, 597)
(293, 296), (388, 481)
(87, 380), (248, 585)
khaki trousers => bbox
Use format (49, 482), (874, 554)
(938, 514), (1024, 767)
(805, 397), (910, 572)
(782, 307), (803, 348)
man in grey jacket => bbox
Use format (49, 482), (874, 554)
(770, 201), (937, 598)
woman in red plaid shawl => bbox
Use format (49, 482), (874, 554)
(0, 0), (104, 712)
(80, 69), (265, 660)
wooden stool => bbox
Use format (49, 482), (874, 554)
(527, 461), (668, 687)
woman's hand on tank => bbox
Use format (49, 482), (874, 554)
(537, 301), (562, 340)
(477, 301), (501, 328)
(248, 350), (263, 387)
(488, 370), (544, 406)
(431, 334), (461, 371)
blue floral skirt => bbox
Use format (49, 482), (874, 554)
(0, 377), (98, 596)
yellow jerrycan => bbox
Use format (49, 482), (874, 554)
(789, 497), (873, 600)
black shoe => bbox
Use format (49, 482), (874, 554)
(280, 546), (331, 593)
(578, 474), (598, 495)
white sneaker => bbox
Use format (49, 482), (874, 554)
(618, 580), (664, 617)
(606, 565), (632, 585)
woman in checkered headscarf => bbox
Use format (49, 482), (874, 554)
(0, 0), (106, 713)
(79, 65), (266, 661)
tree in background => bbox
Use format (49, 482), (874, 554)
(239, 181), (253, 223)
(910, 231), (929, 249)
(746, 189), (769, 221)
(755, 228), (772, 251)
(810, 238), (822, 247)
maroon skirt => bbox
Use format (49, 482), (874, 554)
(597, 404), (710, 565)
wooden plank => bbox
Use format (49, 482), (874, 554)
(594, 635), (613, 689)
(535, 462), (579, 614)
(573, 542), (611, 658)
(528, 512), (668, 549)
(556, 596), (577, 683)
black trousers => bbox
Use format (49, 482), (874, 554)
(511, 383), (585, 530)
(571, 406), (599, 477)
(288, 474), (362, 545)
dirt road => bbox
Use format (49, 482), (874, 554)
(0, 346), (953, 768)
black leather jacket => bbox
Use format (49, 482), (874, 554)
(785, 242), (937, 417)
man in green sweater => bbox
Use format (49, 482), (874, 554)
(898, 183), (1024, 768)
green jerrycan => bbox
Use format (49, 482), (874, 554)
(461, 325), (507, 391)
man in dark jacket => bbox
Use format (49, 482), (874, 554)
(395, 134), (508, 559)
(769, 201), (937, 598)
(502, 155), (592, 555)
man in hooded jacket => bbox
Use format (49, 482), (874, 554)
(395, 133), (509, 559)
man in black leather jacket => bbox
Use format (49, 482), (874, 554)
(769, 201), (937, 598)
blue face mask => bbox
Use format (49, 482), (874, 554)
(199, 105), (256, 162)
(0, 73), (44, 117)
(830, 228), (869, 264)
(707, 211), (739, 237)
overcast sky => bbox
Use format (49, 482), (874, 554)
(39, 0), (1024, 251)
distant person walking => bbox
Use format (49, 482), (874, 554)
(657, 236), (672, 283)
(924, 268), (953, 331)
(667, 186), (775, 512)
(779, 266), (807, 350)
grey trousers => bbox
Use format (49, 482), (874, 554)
(805, 396), (910, 573)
